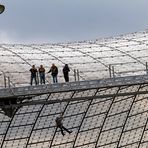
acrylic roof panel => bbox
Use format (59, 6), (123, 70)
(0, 30), (148, 148)
(0, 84), (147, 148)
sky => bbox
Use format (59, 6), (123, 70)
(0, 0), (148, 43)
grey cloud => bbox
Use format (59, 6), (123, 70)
(0, 0), (148, 43)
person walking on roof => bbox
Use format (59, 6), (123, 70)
(39, 65), (45, 84)
(63, 64), (70, 82)
(55, 114), (72, 136)
(48, 64), (58, 83)
(30, 65), (38, 85)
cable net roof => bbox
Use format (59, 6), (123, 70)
(0, 31), (148, 147)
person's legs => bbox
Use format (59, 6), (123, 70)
(53, 75), (58, 83)
(59, 126), (65, 136)
(43, 74), (45, 84)
(67, 74), (69, 82)
(62, 125), (72, 134)
(52, 76), (55, 83)
(66, 76), (69, 82)
(40, 75), (42, 84)
(64, 74), (69, 82)
(34, 77), (38, 85)
(30, 76), (33, 85)
(55, 75), (58, 83)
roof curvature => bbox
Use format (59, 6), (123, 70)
(0, 30), (148, 148)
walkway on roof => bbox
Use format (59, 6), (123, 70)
(1, 74), (148, 99)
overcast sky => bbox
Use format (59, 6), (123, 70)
(0, 0), (148, 43)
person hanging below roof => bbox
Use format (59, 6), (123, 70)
(55, 113), (72, 136)
(63, 64), (70, 82)
(39, 65), (45, 84)
(30, 65), (38, 85)
(48, 63), (58, 83)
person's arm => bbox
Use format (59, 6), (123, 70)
(48, 68), (51, 73)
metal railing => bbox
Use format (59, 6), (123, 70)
(1, 62), (148, 89)
(1, 74), (148, 99)
(0, 72), (15, 88)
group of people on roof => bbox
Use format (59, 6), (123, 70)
(30, 64), (70, 85)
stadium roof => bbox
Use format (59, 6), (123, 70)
(0, 30), (148, 148)
(0, 30), (148, 87)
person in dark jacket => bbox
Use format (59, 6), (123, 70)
(55, 114), (72, 136)
(63, 64), (70, 82)
(48, 64), (58, 83)
(39, 65), (45, 84)
(30, 65), (38, 85)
